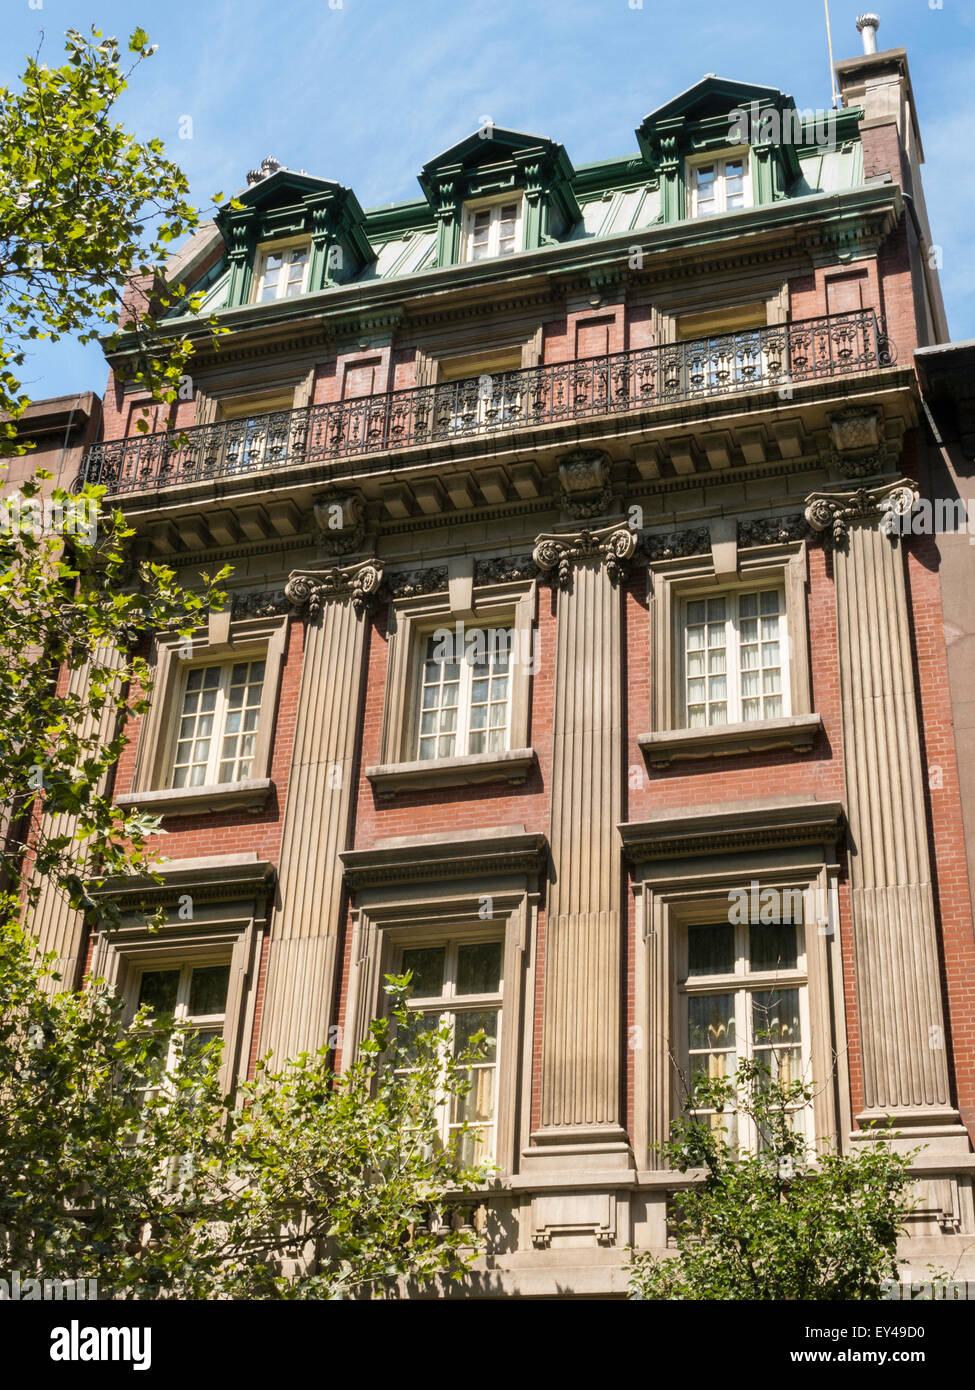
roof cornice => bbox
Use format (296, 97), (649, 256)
(104, 183), (903, 367)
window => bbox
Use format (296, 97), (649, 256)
(416, 627), (512, 760)
(688, 153), (750, 217)
(170, 659), (266, 788)
(681, 588), (788, 727)
(398, 938), (503, 1165)
(672, 304), (770, 394)
(462, 198), (523, 262)
(435, 350), (524, 435)
(134, 959), (231, 1083)
(679, 918), (810, 1149)
(217, 391), (297, 473)
(254, 242), (310, 301)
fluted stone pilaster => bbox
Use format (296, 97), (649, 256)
(257, 561), (381, 1063)
(806, 482), (956, 1125)
(533, 525), (635, 1139)
(31, 644), (127, 993)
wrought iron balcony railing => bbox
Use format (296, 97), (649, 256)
(78, 311), (893, 495)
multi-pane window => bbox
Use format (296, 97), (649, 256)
(463, 200), (522, 261)
(399, 938), (503, 1165)
(416, 628), (511, 760)
(681, 918), (809, 1149)
(135, 960), (231, 1079)
(171, 659), (265, 788)
(682, 588), (787, 727)
(255, 243), (309, 301)
(689, 155), (748, 217)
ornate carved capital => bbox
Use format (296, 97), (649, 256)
(533, 523), (637, 588)
(804, 479), (919, 547)
(285, 559), (385, 618)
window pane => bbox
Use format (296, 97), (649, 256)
(688, 923), (735, 977)
(456, 941), (503, 995)
(453, 1008), (498, 1062)
(751, 988), (801, 1047)
(401, 946), (446, 998)
(688, 993), (736, 1051)
(138, 969), (180, 1015)
(189, 964), (231, 1017)
(749, 921), (799, 971)
(397, 1008), (442, 1065)
(451, 1064), (496, 1123)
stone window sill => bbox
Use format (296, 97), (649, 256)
(365, 748), (537, 796)
(114, 778), (273, 818)
(637, 714), (823, 769)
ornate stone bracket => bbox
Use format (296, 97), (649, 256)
(285, 559), (385, 617)
(827, 406), (890, 479)
(804, 479), (919, 547)
(557, 448), (615, 520)
(533, 523), (638, 588)
(312, 492), (368, 557)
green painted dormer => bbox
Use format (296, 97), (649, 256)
(636, 76), (808, 223)
(214, 159), (374, 307)
(417, 127), (582, 267)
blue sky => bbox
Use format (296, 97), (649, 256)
(5, 0), (974, 401)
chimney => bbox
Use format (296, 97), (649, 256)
(856, 13), (880, 55)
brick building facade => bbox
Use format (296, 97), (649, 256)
(30, 25), (975, 1294)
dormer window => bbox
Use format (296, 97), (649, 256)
(461, 197), (523, 262)
(254, 240), (310, 302)
(687, 151), (750, 218)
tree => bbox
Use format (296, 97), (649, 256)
(628, 1060), (916, 1300)
(0, 927), (489, 1299)
(0, 480), (488, 1299)
(0, 23), (489, 1300)
(0, 25), (222, 450)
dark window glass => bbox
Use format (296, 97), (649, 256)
(749, 922), (798, 973)
(138, 970), (179, 1015)
(456, 942), (502, 995)
(401, 947), (446, 998)
(687, 923), (735, 977)
(189, 964), (231, 1017)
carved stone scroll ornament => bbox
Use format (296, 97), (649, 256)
(737, 514), (808, 547)
(285, 560), (385, 617)
(642, 527), (711, 561)
(230, 589), (290, 619)
(532, 523), (638, 588)
(804, 479), (919, 548)
(474, 555), (538, 584)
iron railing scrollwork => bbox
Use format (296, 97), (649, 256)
(77, 311), (895, 495)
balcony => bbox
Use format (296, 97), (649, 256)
(78, 311), (893, 496)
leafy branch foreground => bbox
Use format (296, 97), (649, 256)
(1, 928), (489, 1300)
(629, 1062), (918, 1301)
